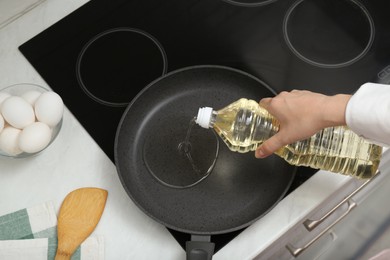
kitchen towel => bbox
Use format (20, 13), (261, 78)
(0, 201), (104, 260)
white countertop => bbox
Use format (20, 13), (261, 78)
(0, 0), (364, 259)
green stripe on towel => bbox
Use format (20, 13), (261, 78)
(0, 208), (33, 240)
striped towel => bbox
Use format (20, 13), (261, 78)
(0, 201), (104, 260)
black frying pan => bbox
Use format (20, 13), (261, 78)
(114, 65), (296, 259)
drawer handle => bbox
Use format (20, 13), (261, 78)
(286, 200), (357, 257)
(304, 171), (380, 231)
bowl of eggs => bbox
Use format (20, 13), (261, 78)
(0, 83), (64, 158)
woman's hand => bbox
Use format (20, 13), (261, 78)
(255, 90), (351, 158)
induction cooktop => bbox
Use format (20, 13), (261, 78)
(19, 0), (390, 253)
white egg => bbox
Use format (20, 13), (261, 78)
(0, 114), (4, 133)
(0, 92), (11, 107)
(34, 92), (64, 127)
(19, 122), (52, 153)
(1, 96), (35, 129)
(0, 126), (22, 156)
(21, 90), (42, 106)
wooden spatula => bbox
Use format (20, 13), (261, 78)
(55, 187), (108, 260)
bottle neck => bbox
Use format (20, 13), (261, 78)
(209, 111), (217, 128)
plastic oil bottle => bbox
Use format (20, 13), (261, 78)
(195, 98), (382, 179)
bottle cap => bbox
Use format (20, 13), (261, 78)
(195, 107), (213, 128)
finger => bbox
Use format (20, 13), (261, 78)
(259, 97), (272, 109)
(255, 134), (286, 158)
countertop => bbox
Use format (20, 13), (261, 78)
(0, 0), (377, 259)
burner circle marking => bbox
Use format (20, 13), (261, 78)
(221, 0), (278, 7)
(76, 27), (168, 107)
(283, 0), (374, 68)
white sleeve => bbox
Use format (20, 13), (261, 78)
(345, 82), (390, 147)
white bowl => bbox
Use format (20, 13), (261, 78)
(0, 83), (63, 158)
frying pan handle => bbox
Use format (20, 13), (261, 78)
(186, 235), (215, 260)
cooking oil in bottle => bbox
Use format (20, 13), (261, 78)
(195, 98), (382, 179)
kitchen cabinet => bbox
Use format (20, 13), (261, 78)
(255, 149), (390, 260)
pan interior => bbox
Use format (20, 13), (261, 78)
(143, 117), (220, 188)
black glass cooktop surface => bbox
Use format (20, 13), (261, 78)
(19, 0), (390, 254)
